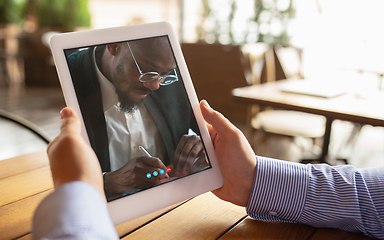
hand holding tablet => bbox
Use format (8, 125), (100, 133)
(50, 22), (223, 225)
(199, 100), (257, 207)
(47, 107), (105, 197)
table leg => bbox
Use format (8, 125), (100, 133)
(301, 117), (334, 164)
(319, 117), (334, 163)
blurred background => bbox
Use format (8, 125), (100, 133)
(1, 0), (384, 168)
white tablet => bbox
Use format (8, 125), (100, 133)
(50, 21), (223, 225)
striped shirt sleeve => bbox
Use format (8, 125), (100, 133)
(246, 156), (384, 239)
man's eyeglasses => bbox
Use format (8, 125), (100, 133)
(127, 42), (178, 86)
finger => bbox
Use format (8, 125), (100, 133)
(192, 150), (207, 169)
(174, 136), (202, 176)
(173, 135), (188, 171)
(128, 164), (161, 189)
(127, 157), (168, 188)
(204, 122), (217, 143)
(59, 107), (81, 136)
(47, 108), (81, 157)
(144, 167), (169, 180)
(140, 157), (169, 179)
(200, 100), (238, 139)
(181, 140), (204, 173)
(174, 135), (198, 173)
(155, 168), (169, 179)
(140, 156), (167, 169)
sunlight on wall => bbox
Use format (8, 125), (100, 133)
(88, 0), (203, 42)
(88, 0), (384, 91)
(88, 0), (181, 36)
(291, 0), (384, 91)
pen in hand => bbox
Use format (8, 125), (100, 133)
(138, 146), (170, 179)
(138, 146), (152, 157)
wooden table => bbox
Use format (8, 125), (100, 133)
(232, 79), (384, 163)
(0, 150), (376, 239)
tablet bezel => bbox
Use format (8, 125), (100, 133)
(50, 21), (223, 225)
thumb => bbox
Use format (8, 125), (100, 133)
(59, 107), (81, 136)
(199, 100), (238, 138)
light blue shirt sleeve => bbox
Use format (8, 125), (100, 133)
(246, 156), (384, 239)
(33, 181), (119, 240)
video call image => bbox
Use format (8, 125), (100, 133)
(64, 36), (211, 201)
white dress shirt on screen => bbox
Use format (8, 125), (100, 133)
(93, 48), (165, 171)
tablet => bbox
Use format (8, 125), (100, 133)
(50, 21), (223, 225)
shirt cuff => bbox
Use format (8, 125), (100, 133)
(246, 156), (310, 223)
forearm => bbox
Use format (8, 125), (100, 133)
(301, 163), (384, 237)
(246, 156), (384, 238)
(33, 181), (118, 240)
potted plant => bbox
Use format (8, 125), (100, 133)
(34, 0), (90, 32)
(22, 0), (91, 86)
(0, 0), (25, 26)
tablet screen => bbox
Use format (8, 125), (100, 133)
(63, 36), (212, 201)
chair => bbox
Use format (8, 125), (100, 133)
(0, 109), (51, 144)
(0, 25), (24, 87)
(274, 46), (304, 80)
(0, 109), (51, 159)
(243, 44), (326, 160)
(181, 43), (251, 124)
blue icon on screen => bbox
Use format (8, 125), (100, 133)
(153, 171), (158, 176)
(160, 169), (165, 174)
(146, 173), (151, 178)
